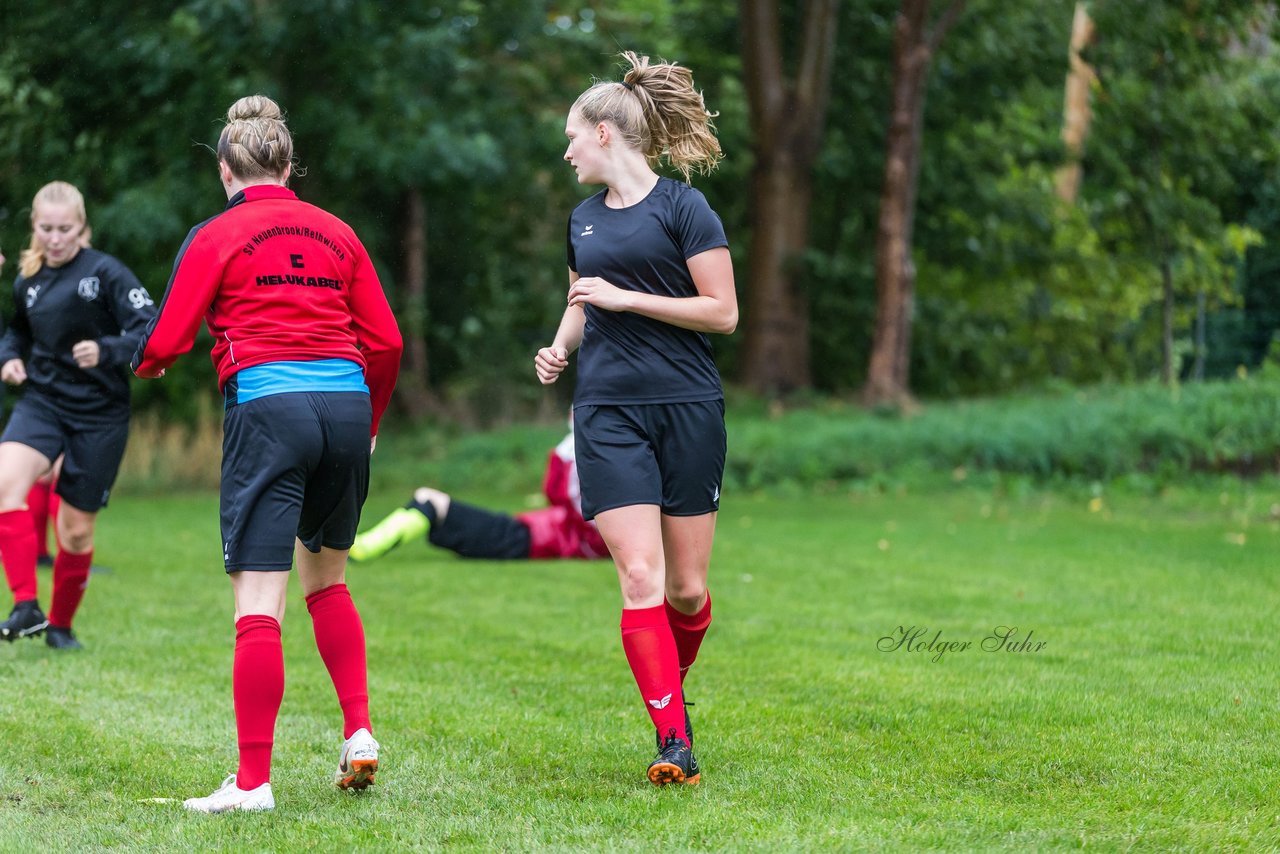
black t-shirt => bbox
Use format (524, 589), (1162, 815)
(0, 248), (156, 418)
(566, 178), (729, 405)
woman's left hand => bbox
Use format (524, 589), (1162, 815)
(72, 340), (101, 369)
(567, 277), (631, 313)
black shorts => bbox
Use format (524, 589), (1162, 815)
(573, 400), (725, 521)
(1, 394), (129, 512)
(221, 390), (371, 572)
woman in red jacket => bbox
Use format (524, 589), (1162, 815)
(133, 95), (403, 814)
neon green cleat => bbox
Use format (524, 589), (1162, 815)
(349, 507), (429, 562)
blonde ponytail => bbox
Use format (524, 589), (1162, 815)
(571, 51), (723, 182)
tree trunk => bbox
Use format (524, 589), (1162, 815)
(743, 149), (814, 391)
(1055, 2), (1096, 203)
(398, 188), (434, 418)
(1192, 288), (1206, 381)
(1161, 257), (1175, 384)
(862, 0), (966, 409)
(738, 0), (839, 398)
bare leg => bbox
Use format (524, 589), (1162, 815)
(0, 442), (53, 511)
(660, 512), (717, 691)
(661, 513), (716, 614)
(55, 502), (97, 555)
(595, 503), (688, 770)
(594, 503), (665, 608)
(295, 540), (349, 595)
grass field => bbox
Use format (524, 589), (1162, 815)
(1, 479), (1278, 851)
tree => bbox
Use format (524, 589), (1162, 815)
(737, 0), (840, 397)
(1085, 0), (1266, 384)
(861, 0), (966, 409)
(1055, 2), (1096, 203)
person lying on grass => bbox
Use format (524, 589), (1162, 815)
(351, 423), (608, 563)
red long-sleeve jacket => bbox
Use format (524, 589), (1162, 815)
(132, 185), (402, 434)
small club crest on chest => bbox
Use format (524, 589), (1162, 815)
(78, 276), (100, 301)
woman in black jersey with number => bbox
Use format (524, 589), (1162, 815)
(0, 181), (156, 650)
(535, 51), (736, 786)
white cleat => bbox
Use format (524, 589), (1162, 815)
(183, 774), (275, 813)
(335, 727), (379, 790)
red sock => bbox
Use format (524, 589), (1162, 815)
(306, 583), (371, 738)
(621, 605), (686, 744)
(0, 508), (39, 603)
(234, 615), (284, 790)
(49, 550), (92, 628)
(665, 591), (712, 684)
(48, 490), (61, 551)
(27, 482), (51, 560)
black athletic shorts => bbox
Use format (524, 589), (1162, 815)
(221, 389), (371, 572)
(1, 393), (129, 512)
(573, 400), (725, 521)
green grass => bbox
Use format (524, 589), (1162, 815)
(1, 480), (1279, 851)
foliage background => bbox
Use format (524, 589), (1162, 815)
(1, 1), (1277, 422)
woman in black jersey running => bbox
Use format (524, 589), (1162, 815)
(0, 181), (156, 650)
(535, 51), (736, 786)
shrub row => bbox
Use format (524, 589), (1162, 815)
(119, 378), (1280, 495)
(725, 378), (1280, 489)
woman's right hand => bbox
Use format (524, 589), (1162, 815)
(1, 359), (26, 386)
(535, 346), (569, 385)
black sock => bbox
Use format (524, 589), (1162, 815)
(406, 498), (438, 526)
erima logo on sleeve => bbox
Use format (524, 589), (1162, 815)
(580, 224), (594, 237)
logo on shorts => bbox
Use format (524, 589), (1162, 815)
(648, 692), (672, 710)
(713, 486), (720, 503)
(25, 284), (40, 308)
(78, 276), (100, 301)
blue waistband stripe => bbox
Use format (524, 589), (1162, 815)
(231, 359), (369, 405)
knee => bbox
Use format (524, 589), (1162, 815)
(665, 581), (707, 613)
(58, 517), (95, 554)
(0, 481), (33, 512)
(617, 560), (663, 603)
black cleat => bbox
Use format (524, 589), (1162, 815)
(45, 626), (83, 650)
(36, 555), (53, 568)
(0, 600), (48, 641)
(648, 728), (699, 786)
(655, 705), (700, 783)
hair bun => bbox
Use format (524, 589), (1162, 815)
(226, 95), (283, 122)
